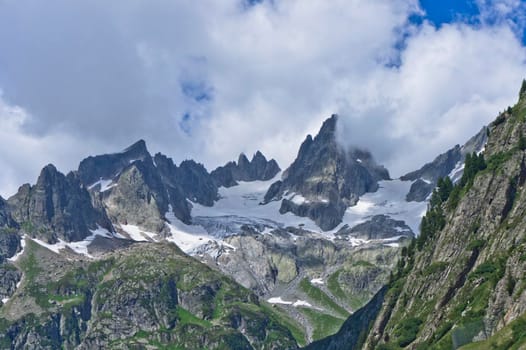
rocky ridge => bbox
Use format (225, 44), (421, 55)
(263, 115), (390, 230)
(211, 152), (281, 188)
(402, 126), (487, 202)
(0, 112), (454, 348)
(308, 83), (526, 350)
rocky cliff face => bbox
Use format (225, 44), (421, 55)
(102, 159), (170, 233)
(0, 240), (300, 349)
(78, 141), (219, 229)
(0, 197), (16, 229)
(211, 152), (281, 188)
(7, 165), (113, 243)
(77, 139), (151, 186)
(177, 160), (219, 206)
(402, 126), (487, 202)
(312, 86), (526, 350)
(263, 115), (389, 230)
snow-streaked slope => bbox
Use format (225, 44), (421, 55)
(88, 178), (117, 192)
(165, 209), (218, 253)
(193, 176), (426, 237)
(26, 175), (427, 258)
(341, 180), (427, 234)
(191, 175), (324, 235)
(31, 227), (118, 258)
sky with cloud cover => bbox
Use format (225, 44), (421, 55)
(0, 0), (525, 196)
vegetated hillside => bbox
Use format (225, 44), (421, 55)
(0, 240), (303, 349)
(309, 81), (526, 350)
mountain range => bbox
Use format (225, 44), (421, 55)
(0, 82), (521, 349)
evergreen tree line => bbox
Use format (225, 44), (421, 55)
(417, 152), (487, 250)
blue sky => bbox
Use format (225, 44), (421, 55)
(419, 0), (479, 25)
(419, 0), (526, 44)
(0, 0), (525, 196)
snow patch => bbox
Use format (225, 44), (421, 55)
(89, 179), (117, 192)
(290, 194), (308, 205)
(293, 300), (312, 307)
(165, 207), (218, 253)
(268, 297), (315, 308)
(267, 297), (292, 305)
(311, 278), (324, 285)
(384, 243), (400, 248)
(32, 227), (115, 258)
(120, 225), (157, 242)
(449, 162), (465, 184)
(1, 298), (8, 304)
(348, 237), (369, 247)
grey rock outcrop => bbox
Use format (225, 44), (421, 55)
(0, 263), (21, 303)
(211, 151), (281, 188)
(103, 158), (170, 233)
(264, 115), (389, 230)
(0, 197), (17, 229)
(77, 139), (151, 186)
(177, 160), (218, 206)
(7, 165), (113, 243)
(153, 153), (192, 223)
(0, 230), (21, 263)
(336, 215), (414, 240)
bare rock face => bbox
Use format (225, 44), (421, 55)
(103, 159), (170, 233)
(177, 160), (218, 207)
(7, 165), (113, 243)
(211, 151), (281, 188)
(152, 153), (192, 223)
(0, 197), (17, 229)
(263, 115), (389, 230)
(77, 139), (151, 186)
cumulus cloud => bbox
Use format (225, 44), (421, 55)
(0, 94), (107, 196)
(0, 0), (525, 196)
(337, 22), (526, 174)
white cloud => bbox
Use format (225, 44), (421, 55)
(0, 0), (525, 195)
(336, 22), (526, 175)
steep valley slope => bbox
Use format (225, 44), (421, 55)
(0, 104), (490, 349)
(308, 83), (526, 349)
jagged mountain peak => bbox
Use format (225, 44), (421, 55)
(78, 140), (153, 186)
(123, 138), (147, 153)
(316, 113), (338, 138)
(264, 114), (389, 230)
(238, 152), (250, 165)
(6, 163), (113, 243)
(211, 150), (281, 188)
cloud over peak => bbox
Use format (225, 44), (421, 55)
(0, 0), (525, 195)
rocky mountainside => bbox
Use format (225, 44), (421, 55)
(402, 126), (487, 202)
(0, 110), (468, 349)
(211, 152), (281, 188)
(308, 83), (526, 349)
(0, 239), (301, 349)
(263, 115), (390, 230)
(7, 164), (113, 243)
